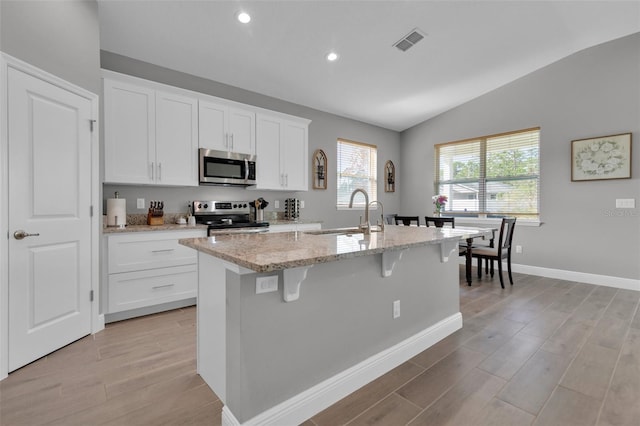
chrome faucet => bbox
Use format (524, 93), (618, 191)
(348, 188), (370, 235)
(368, 201), (385, 232)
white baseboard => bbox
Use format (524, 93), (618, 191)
(457, 258), (639, 292)
(221, 313), (463, 426)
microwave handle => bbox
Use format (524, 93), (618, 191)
(244, 158), (249, 181)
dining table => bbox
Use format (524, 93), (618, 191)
(427, 218), (497, 286)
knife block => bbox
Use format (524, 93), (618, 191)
(147, 213), (164, 226)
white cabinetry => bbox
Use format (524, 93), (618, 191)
(103, 76), (198, 186)
(255, 114), (310, 191)
(199, 99), (255, 155)
(104, 229), (205, 321)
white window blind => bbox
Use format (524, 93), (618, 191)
(337, 139), (377, 208)
(435, 128), (540, 219)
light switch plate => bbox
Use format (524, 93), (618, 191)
(137, 198), (145, 209)
(615, 198), (636, 209)
(256, 275), (278, 294)
(274, 200), (280, 209)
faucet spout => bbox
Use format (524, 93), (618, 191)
(349, 188), (370, 235)
(368, 201), (385, 232)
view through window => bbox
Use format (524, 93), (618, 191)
(434, 127), (540, 219)
(337, 139), (377, 208)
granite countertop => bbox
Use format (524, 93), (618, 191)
(103, 224), (208, 234)
(102, 220), (322, 234)
(179, 226), (493, 272)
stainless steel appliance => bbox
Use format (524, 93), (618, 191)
(192, 200), (269, 236)
(199, 148), (256, 186)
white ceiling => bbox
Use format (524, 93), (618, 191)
(98, 0), (640, 132)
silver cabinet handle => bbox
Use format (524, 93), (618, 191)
(158, 163), (162, 181)
(14, 230), (40, 240)
(230, 133), (234, 150)
(150, 162), (155, 180)
(151, 248), (175, 253)
(152, 284), (175, 290)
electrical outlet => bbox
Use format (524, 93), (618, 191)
(274, 200), (280, 209)
(256, 275), (278, 294)
(393, 300), (400, 319)
(516, 245), (523, 254)
(300, 200), (305, 209)
(137, 198), (145, 209)
(616, 198), (636, 208)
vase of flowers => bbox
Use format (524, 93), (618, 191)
(432, 195), (448, 217)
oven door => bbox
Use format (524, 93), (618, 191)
(199, 148), (256, 186)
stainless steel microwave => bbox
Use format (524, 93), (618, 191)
(199, 148), (256, 186)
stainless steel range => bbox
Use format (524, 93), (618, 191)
(191, 200), (269, 235)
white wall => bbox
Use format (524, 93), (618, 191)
(400, 33), (640, 281)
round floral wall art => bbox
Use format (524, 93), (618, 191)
(571, 133), (632, 181)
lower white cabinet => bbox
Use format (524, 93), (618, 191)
(104, 229), (205, 319)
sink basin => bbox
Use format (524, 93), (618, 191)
(303, 227), (361, 236)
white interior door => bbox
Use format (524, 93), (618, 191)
(7, 66), (93, 372)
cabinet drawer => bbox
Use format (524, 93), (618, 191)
(107, 230), (204, 273)
(108, 265), (197, 313)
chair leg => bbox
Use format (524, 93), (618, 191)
(507, 255), (514, 286)
(477, 257), (482, 278)
(490, 259), (494, 277)
(497, 259), (505, 289)
(485, 258), (489, 274)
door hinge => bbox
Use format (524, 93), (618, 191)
(89, 119), (97, 132)
(90, 290), (94, 302)
(90, 205), (94, 217)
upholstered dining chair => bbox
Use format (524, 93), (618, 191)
(471, 217), (517, 288)
(425, 216), (455, 228)
(394, 216), (420, 226)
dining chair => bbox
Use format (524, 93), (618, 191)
(471, 217), (517, 288)
(394, 216), (420, 226)
(425, 216), (455, 228)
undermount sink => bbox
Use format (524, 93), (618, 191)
(303, 228), (361, 236)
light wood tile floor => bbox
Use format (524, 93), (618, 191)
(1, 268), (639, 425)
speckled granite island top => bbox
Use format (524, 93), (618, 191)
(179, 226), (492, 272)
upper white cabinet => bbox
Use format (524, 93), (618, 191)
(255, 114), (310, 191)
(104, 76), (198, 186)
(199, 99), (255, 155)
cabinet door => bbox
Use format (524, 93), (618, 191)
(156, 91), (198, 186)
(228, 107), (255, 155)
(199, 100), (229, 151)
(104, 79), (155, 184)
(255, 115), (283, 189)
(282, 120), (308, 191)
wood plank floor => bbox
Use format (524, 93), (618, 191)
(1, 268), (639, 425)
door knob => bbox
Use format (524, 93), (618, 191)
(13, 230), (40, 240)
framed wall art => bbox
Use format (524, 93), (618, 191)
(571, 133), (632, 181)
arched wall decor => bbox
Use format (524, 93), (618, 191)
(385, 160), (395, 192)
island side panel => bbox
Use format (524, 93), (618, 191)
(224, 243), (459, 423)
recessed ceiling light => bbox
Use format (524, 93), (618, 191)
(326, 52), (339, 62)
(237, 11), (251, 24)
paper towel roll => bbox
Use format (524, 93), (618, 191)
(106, 198), (126, 227)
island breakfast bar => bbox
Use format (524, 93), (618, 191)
(180, 226), (492, 426)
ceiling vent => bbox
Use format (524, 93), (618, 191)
(393, 28), (426, 52)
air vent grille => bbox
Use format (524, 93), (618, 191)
(394, 28), (426, 52)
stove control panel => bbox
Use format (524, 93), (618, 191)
(192, 200), (251, 215)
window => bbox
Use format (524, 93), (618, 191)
(337, 138), (377, 208)
(435, 127), (540, 219)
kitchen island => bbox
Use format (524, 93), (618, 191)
(180, 226), (492, 426)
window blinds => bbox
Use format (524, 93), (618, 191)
(435, 128), (540, 218)
(337, 139), (377, 208)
